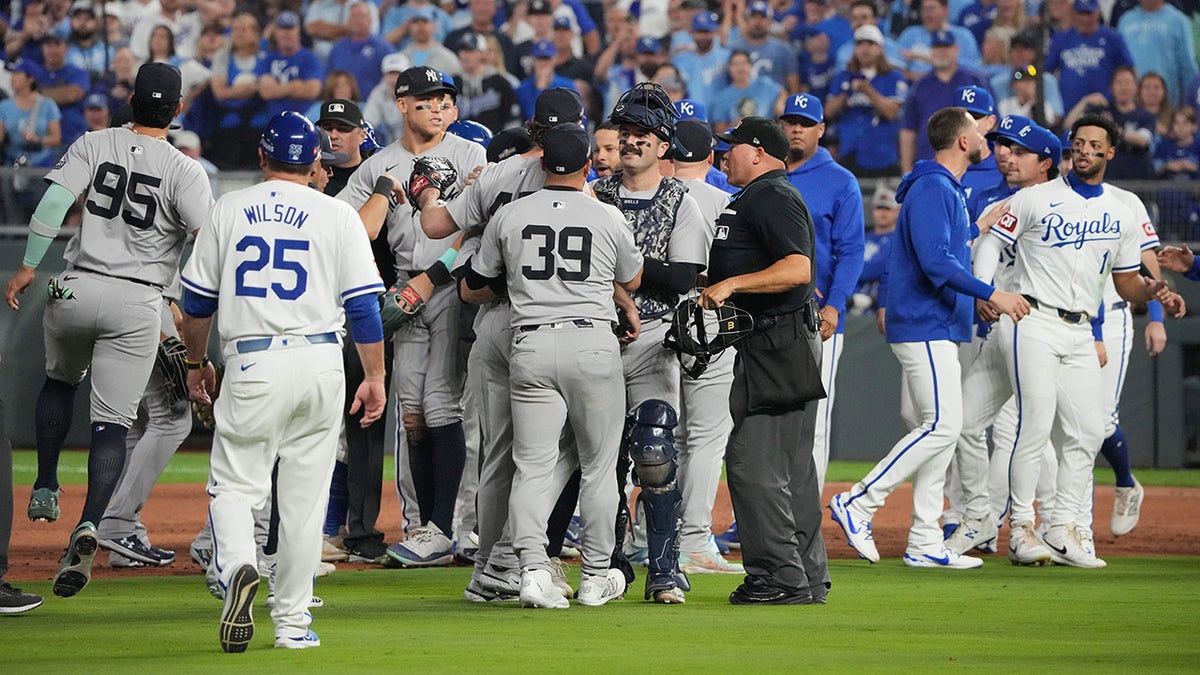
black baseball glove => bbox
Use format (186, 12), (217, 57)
(156, 336), (189, 405)
(406, 156), (459, 214)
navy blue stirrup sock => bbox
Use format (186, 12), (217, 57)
(79, 423), (128, 526)
(33, 378), (78, 491)
(1100, 425), (1135, 488)
(425, 422), (466, 536)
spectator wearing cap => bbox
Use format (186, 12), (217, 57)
(0, 60), (62, 167)
(515, 40), (577, 122)
(171, 129), (219, 184)
(703, 115), (829, 606)
(444, 0), (521, 78)
(634, 36), (668, 80)
(665, 0), (711, 54)
(791, 0), (852, 61)
(1044, 0), (1135, 113)
(778, 92), (865, 492)
(953, 85), (1002, 200)
(400, 7), (463, 77)
(514, 0), (558, 77)
(257, 11), (324, 119)
(998, 65), (1060, 127)
(1118, 0), (1198, 108)
(853, 180), (900, 317)
(550, 15), (595, 88)
(362, 52), (412, 146)
(128, 0), (202, 62)
(306, 0), (381, 63)
(899, 30), (991, 172)
(834, 1), (905, 71)
(896, 0), (983, 79)
(35, 33), (88, 149)
(709, 49), (787, 132)
(990, 31), (1064, 124)
(453, 32), (520, 133)
(383, 0), (453, 50)
(1065, 65), (1156, 178)
(64, 1), (111, 84)
(82, 91), (107, 130)
(328, 3), (395, 98)
(207, 12), (268, 170)
(675, 12), (731, 110)
(826, 24), (908, 176)
(729, 1), (801, 94)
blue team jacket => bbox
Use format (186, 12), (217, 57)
(885, 160), (989, 344)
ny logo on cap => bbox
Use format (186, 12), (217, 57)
(795, 95), (807, 108)
(961, 89), (976, 103)
(425, 68), (439, 82)
(329, 103), (345, 113)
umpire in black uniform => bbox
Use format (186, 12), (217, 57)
(701, 117), (830, 605)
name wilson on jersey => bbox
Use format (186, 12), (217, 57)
(243, 202), (311, 229)
(1041, 211), (1122, 249)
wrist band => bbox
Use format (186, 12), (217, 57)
(372, 175), (393, 197)
(184, 356), (210, 370)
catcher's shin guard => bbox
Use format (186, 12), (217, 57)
(624, 400), (686, 597)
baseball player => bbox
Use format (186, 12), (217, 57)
(179, 112), (386, 652)
(829, 107), (1030, 569)
(336, 66), (486, 567)
(4, 63), (213, 598)
(972, 113), (1184, 568)
(592, 83), (710, 604)
(416, 87), (593, 601)
(462, 123), (644, 609)
(665, 118), (742, 575)
(778, 93), (865, 492)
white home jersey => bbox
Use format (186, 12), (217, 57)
(181, 180), (385, 345)
(335, 133), (486, 273)
(1100, 187), (1159, 306)
(48, 127), (213, 287)
(474, 188), (642, 328)
(990, 177), (1142, 314)
(976, 198), (1020, 290)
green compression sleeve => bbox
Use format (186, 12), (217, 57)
(22, 183), (76, 268)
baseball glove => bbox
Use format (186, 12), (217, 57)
(191, 364), (223, 429)
(156, 336), (190, 405)
(380, 284), (426, 336)
(406, 156), (459, 213)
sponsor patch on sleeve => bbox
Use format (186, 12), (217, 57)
(997, 211), (1018, 233)
(1142, 221), (1156, 237)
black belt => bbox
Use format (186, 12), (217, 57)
(71, 265), (165, 291)
(1109, 301), (1129, 311)
(753, 299), (820, 333)
(1022, 295), (1089, 325)
(235, 332), (339, 354)
(518, 318), (602, 332)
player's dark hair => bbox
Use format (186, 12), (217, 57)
(927, 106), (973, 152)
(524, 119), (551, 147)
(1072, 113), (1120, 147)
(1046, 163), (1060, 179)
(130, 97), (179, 128)
(264, 156), (315, 176)
(851, 0), (878, 17)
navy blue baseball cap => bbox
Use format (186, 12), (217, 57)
(274, 10), (300, 28)
(532, 39), (556, 58)
(542, 123), (591, 174)
(747, 0), (770, 16)
(955, 85), (994, 117)
(692, 11), (719, 31)
(553, 16), (571, 31)
(674, 98), (708, 122)
(672, 118), (714, 162)
(931, 29), (956, 47)
(988, 114), (1060, 159)
(534, 87), (584, 125)
(637, 36), (661, 54)
(780, 93), (824, 124)
(1074, 0), (1099, 12)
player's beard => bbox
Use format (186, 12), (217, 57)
(1072, 154), (1104, 180)
(967, 146), (983, 166)
(788, 144), (811, 164)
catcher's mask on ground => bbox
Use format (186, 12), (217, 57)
(662, 296), (756, 379)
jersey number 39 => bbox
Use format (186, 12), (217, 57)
(521, 225), (592, 281)
(235, 235), (309, 300)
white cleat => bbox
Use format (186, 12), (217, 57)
(1043, 524), (1106, 569)
(903, 547), (984, 569)
(1008, 521), (1053, 566)
(548, 557), (574, 598)
(519, 569), (569, 609)
(828, 492), (879, 563)
(944, 517), (999, 555)
(577, 569), (627, 607)
(1111, 479), (1144, 537)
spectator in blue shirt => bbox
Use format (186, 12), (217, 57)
(797, 26), (837, 102)
(897, 0), (982, 79)
(710, 49), (787, 131)
(515, 40), (578, 121)
(899, 30), (991, 171)
(958, 0), (997, 46)
(731, 0), (802, 94)
(0, 60), (62, 167)
(675, 11), (731, 109)
(835, 0), (906, 70)
(826, 24), (908, 175)
(990, 31), (1064, 124)
(382, 0), (453, 50)
(1044, 0), (1135, 113)
(328, 3), (394, 99)
(1117, 0), (1198, 108)
(1064, 64), (1155, 178)
(64, 2), (110, 85)
(1154, 107), (1200, 178)
(35, 34), (88, 149)
(256, 11), (324, 118)
(794, 0), (853, 58)
(207, 12), (268, 170)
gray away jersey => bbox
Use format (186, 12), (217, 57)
(48, 127), (214, 287)
(682, 177), (730, 255)
(336, 132), (486, 273)
(474, 188), (642, 328)
(448, 153), (548, 231)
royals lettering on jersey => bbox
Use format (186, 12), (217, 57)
(1039, 211), (1123, 249)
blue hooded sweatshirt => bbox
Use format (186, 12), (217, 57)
(885, 160), (995, 344)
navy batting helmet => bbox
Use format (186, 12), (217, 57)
(360, 119), (382, 155)
(446, 119), (494, 148)
(260, 111), (320, 165)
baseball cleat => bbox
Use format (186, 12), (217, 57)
(903, 547), (984, 569)
(385, 523), (454, 567)
(1008, 521), (1053, 566)
(943, 517), (999, 555)
(479, 563), (521, 596)
(321, 534), (349, 562)
(315, 561), (336, 577)
(577, 569), (627, 606)
(1043, 524), (1106, 569)
(53, 521), (99, 598)
(275, 629), (321, 649)
(99, 536), (176, 566)
(464, 575), (517, 603)
(0, 582), (44, 614)
(109, 552), (149, 569)
(715, 522), (740, 551)
(27, 487), (61, 522)
(729, 577), (820, 605)
(1110, 478), (1144, 537)
(651, 586), (686, 604)
(219, 564), (259, 653)
(548, 557), (574, 598)
(680, 546), (745, 574)
(519, 569), (569, 609)
(828, 492), (879, 563)
(190, 543), (213, 569)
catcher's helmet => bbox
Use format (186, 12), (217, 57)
(662, 295), (755, 379)
(610, 82), (679, 143)
(360, 120), (382, 155)
(260, 111), (320, 165)
(447, 119), (494, 148)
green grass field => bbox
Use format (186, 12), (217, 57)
(3, 559), (1197, 671)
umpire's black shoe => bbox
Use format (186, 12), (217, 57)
(729, 577), (819, 605)
(0, 581), (43, 614)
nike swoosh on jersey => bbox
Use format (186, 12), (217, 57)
(240, 363), (256, 372)
(1050, 201), (1064, 207)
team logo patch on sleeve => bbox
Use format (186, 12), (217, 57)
(997, 212), (1018, 233)
(1142, 221), (1156, 237)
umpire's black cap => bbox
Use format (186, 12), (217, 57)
(394, 65), (454, 99)
(715, 116), (788, 162)
(541, 123), (590, 174)
(318, 99), (363, 128)
(133, 62), (182, 105)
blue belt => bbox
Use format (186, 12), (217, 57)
(235, 332), (339, 354)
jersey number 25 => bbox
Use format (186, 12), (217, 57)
(235, 235), (309, 300)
